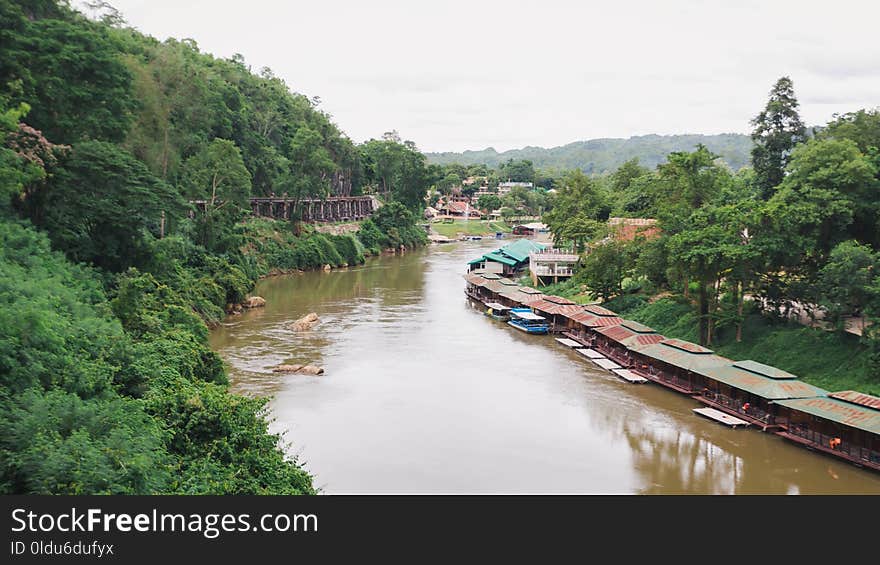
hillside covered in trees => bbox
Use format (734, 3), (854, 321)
(0, 0), (430, 494)
(425, 133), (754, 173)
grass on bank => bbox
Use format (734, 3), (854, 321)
(431, 219), (511, 238)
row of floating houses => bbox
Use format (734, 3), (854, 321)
(464, 271), (880, 473)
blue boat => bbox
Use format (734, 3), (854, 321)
(507, 308), (550, 334)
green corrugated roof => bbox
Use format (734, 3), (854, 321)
(483, 252), (518, 267)
(692, 364), (828, 400)
(733, 360), (797, 380)
(774, 397), (880, 435)
(498, 239), (547, 262)
(468, 257), (485, 265)
(621, 320), (655, 334)
(635, 342), (731, 371)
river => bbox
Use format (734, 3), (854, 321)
(209, 239), (880, 494)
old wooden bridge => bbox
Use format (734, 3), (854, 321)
(190, 195), (378, 222)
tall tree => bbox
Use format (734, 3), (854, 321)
(543, 169), (608, 250)
(38, 141), (184, 272)
(750, 77), (807, 199)
(285, 125), (335, 223)
(180, 138), (252, 251)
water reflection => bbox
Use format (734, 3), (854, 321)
(210, 240), (880, 494)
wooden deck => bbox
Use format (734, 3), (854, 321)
(612, 369), (649, 384)
(555, 338), (584, 348)
(592, 358), (622, 371)
(577, 348), (605, 359)
(693, 407), (750, 428)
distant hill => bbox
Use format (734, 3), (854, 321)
(425, 133), (754, 173)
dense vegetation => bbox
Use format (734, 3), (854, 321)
(425, 133), (753, 173)
(0, 0), (427, 494)
(537, 78), (880, 391)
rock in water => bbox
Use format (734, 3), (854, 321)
(288, 312), (319, 331)
(271, 364), (324, 375)
(243, 296), (266, 308)
(323, 264), (332, 271)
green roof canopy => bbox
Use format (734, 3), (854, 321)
(774, 397), (880, 435)
(692, 364), (828, 400)
(733, 360), (797, 380)
(483, 252), (518, 267)
(621, 320), (655, 334)
(498, 239), (547, 262)
(634, 341), (730, 371)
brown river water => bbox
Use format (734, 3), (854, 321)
(209, 239), (880, 494)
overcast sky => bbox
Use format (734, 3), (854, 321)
(82, 0), (880, 153)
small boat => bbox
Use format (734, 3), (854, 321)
(507, 308), (550, 334)
(483, 302), (511, 321)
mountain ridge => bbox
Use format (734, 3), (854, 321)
(426, 133), (754, 173)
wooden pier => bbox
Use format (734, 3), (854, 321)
(555, 338), (584, 349)
(693, 407), (750, 428)
(577, 348), (605, 359)
(612, 369), (649, 384)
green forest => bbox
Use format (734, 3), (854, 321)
(538, 78), (880, 394)
(0, 0), (429, 494)
(426, 133), (754, 173)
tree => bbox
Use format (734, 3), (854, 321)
(39, 141), (184, 272)
(285, 125), (335, 223)
(656, 145), (729, 225)
(477, 194), (501, 213)
(0, 5), (136, 144)
(180, 139), (252, 251)
(359, 137), (429, 211)
(579, 240), (632, 301)
(543, 169), (608, 249)
(818, 240), (877, 327)
(498, 159), (535, 183)
(750, 77), (807, 199)
(610, 158), (650, 193)
(667, 206), (746, 345)
(763, 138), (876, 279)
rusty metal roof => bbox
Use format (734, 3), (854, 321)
(592, 316), (624, 327)
(566, 310), (622, 327)
(692, 364), (828, 400)
(584, 304), (618, 317)
(774, 397), (880, 435)
(732, 360), (797, 380)
(596, 324), (636, 342)
(519, 286), (543, 295)
(520, 293), (546, 306)
(544, 295), (576, 305)
(634, 341), (731, 371)
(594, 324), (666, 349)
(660, 339), (714, 354)
(620, 320), (655, 334)
(829, 391), (880, 410)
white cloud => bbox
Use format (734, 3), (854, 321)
(85, 0), (880, 152)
